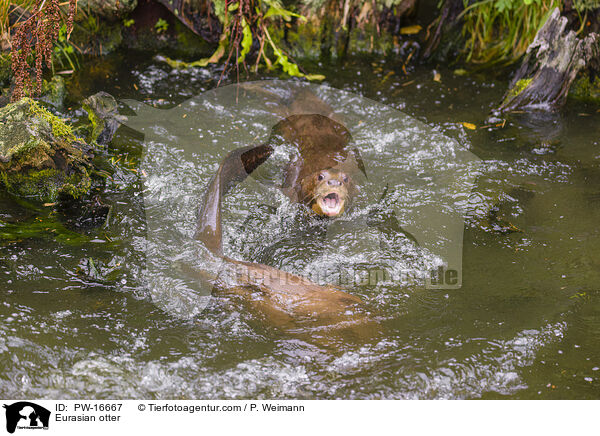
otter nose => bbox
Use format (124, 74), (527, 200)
(327, 179), (341, 186)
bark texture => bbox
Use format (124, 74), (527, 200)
(499, 8), (600, 112)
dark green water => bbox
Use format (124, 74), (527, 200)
(1, 53), (599, 399)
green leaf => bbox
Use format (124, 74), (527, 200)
(237, 18), (253, 64)
(213, 0), (227, 23)
(303, 73), (326, 81)
(262, 0), (304, 21)
(161, 34), (229, 69)
(262, 27), (324, 81)
(190, 36), (228, 67)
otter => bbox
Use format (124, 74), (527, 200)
(278, 113), (363, 218)
(196, 111), (366, 253)
(194, 92), (380, 345)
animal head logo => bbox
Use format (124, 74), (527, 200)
(3, 402), (50, 434)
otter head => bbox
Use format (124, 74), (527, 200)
(301, 169), (355, 218)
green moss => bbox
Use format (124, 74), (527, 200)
(0, 98), (93, 203)
(0, 100), (49, 163)
(0, 166), (91, 203)
(59, 168), (92, 199)
(0, 168), (64, 202)
(0, 217), (91, 245)
(502, 78), (533, 106)
(84, 105), (103, 144)
(511, 78), (532, 97)
(570, 74), (600, 103)
(173, 21), (212, 57)
(75, 0), (138, 21)
(2, 133), (50, 166)
(13, 138), (52, 167)
(0, 171), (9, 189)
(283, 21), (321, 59)
(41, 76), (66, 109)
(81, 91), (120, 146)
(27, 99), (76, 143)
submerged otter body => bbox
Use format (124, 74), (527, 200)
(194, 95), (379, 346)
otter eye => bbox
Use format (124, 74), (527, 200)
(343, 174), (349, 183)
(318, 173), (325, 181)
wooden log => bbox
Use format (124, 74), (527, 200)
(498, 8), (599, 112)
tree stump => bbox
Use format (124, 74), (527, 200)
(498, 8), (599, 112)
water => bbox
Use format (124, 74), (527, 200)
(1, 53), (599, 399)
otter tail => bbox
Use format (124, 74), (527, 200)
(195, 144), (273, 255)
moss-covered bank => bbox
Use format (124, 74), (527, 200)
(0, 98), (94, 203)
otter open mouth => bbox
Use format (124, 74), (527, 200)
(318, 192), (344, 217)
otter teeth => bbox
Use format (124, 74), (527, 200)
(320, 193), (341, 215)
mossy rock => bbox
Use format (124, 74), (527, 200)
(76, 0), (138, 22)
(40, 76), (67, 110)
(82, 91), (122, 145)
(172, 21), (214, 57)
(0, 98), (93, 203)
(570, 74), (600, 103)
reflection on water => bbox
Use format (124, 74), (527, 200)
(0, 57), (599, 399)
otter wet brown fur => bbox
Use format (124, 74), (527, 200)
(277, 114), (360, 218)
(194, 94), (380, 346)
